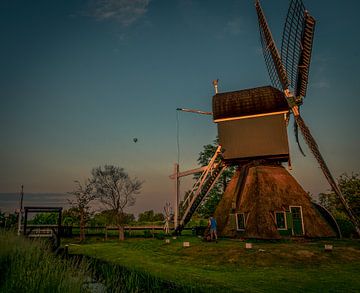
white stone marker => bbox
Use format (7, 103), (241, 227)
(324, 244), (333, 252)
(245, 243), (252, 249)
(183, 241), (190, 247)
(165, 239), (170, 244)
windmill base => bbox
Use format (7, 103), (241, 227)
(214, 163), (340, 239)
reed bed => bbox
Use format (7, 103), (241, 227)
(0, 231), (89, 293)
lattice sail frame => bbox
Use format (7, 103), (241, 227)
(257, 1), (289, 91)
(280, 0), (306, 94)
(259, 0), (315, 101)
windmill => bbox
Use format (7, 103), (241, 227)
(172, 0), (359, 238)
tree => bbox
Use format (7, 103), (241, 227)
(30, 212), (58, 225)
(195, 139), (236, 218)
(319, 173), (360, 218)
(68, 180), (96, 241)
(0, 212), (18, 228)
(91, 165), (142, 240)
(90, 210), (135, 226)
(62, 207), (81, 226)
(138, 210), (164, 222)
(319, 173), (360, 236)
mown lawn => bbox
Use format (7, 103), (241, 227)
(68, 236), (360, 292)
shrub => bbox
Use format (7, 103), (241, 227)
(155, 232), (165, 240)
(143, 230), (153, 238)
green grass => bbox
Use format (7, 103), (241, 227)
(68, 236), (360, 292)
(0, 231), (89, 293)
(0, 231), (192, 292)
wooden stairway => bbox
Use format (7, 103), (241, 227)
(175, 146), (226, 233)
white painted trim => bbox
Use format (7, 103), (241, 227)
(274, 211), (287, 230)
(214, 111), (288, 123)
(289, 206), (305, 236)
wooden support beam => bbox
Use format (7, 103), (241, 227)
(169, 166), (206, 179)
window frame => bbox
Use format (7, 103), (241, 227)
(274, 211), (287, 230)
(235, 213), (246, 231)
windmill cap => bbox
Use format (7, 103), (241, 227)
(212, 85), (288, 121)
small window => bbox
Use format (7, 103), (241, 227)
(236, 213), (245, 231)
(275, 211), (287, 230)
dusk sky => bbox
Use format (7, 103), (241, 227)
(1, 0), (359, 214)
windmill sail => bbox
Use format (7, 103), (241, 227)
(281, 0), (316, 98)
(295, 12), (316, 98)
(256, 0), (289, 91)
(280, 0), (306, 93)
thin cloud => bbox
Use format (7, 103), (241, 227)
(312, 80), (330, 89)
(88, 0), (150, 27)
(224, 17), (242, 35)
(255, 46), (263, 56)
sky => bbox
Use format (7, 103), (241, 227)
(0, 0), (359, 215)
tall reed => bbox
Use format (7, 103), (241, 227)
(0, 231), (89, 293)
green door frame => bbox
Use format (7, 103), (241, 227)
(289, 206), (304, 236)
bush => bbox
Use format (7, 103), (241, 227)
(143, 230), (153, 238)
(155, 232), (165, 240)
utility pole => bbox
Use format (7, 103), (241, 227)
(17, 185), (24, 236)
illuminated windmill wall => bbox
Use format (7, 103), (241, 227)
(213, 86), (290, 162)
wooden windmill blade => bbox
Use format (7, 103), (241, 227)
(280, 0), (315, 99)
(280, 0), (306, 94)
(255, 0), (289, 91)
(295, 12), (316, 98)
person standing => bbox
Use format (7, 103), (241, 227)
(208, 216), (218, 242)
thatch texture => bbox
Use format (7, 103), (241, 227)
(214, 164), (336, 239)
(212, 86), (288, 121)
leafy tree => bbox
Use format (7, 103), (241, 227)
(0, 212), (18, 228)
(68, 180), (96, 241)
(153, 212), (165, 222)
(319, 173), (360, 236)
(90, 210), (135, 226)
(91, 165), (142, 240)
(62, 207), (80, 226)
(30, 212), (58, 225)
(194, 139), (236, 218)
(319, 173), (360, 218)
(138, 210), (164, 222)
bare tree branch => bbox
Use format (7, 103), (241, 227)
(91, 165), (143, 240)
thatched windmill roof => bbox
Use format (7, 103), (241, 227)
(212, 86), (288, 121)
(214, 164), (337, 239)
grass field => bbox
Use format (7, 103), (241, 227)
(68, 236), (360, 292)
